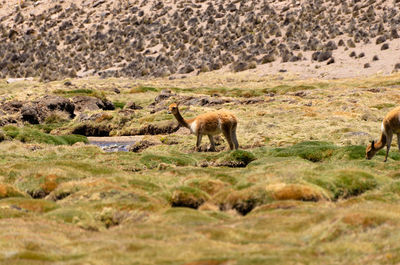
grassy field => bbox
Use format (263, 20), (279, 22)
(1, 72), (400, 264)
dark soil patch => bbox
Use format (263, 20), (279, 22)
(131, 122), (180, 135)
(72, 123), (112, 136)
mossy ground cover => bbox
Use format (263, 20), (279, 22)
(2, 125), (88, 145)
(1, 74), (400, 264)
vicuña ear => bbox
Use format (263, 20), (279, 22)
(371, 140), (375, 149)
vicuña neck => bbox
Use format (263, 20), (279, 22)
(374, 133), (387, 150)
(173, 109), (190, 128)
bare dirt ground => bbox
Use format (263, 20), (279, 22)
(0, 0), (399, 80)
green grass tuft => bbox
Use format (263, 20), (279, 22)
(54, 89), (106, 99)
(130, 86), (158, 93)
(371, 103), (396, 110)
(336, 145), (366, 160)
(263, 84), (318, 94)
(270, 141), (337, 162)
(214, 150), (257, 167)
(113, 101), (125, 109)
(3, 126), (88, 145)
(45, 207), (96, 225)
(140, 152), (197, 168)
(170, 186), (210, 209)
(307, 170), (378, 200)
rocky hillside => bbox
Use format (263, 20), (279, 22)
(0, 0), (400, 81)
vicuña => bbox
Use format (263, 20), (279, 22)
(366, 106), (400, 162)
(168, 103), (239, 151)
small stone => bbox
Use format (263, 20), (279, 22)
(347, 39), (356, 48)
(231, 61), (249, 72)
(376, 35), (386, 44)
(381, 43), (389, 50)
(124, 101), (143, 110)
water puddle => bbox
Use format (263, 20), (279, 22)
(88, 136), (143, 152)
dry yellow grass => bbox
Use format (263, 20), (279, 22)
(0, 73), (400, 264)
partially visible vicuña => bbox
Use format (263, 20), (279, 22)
(168, 103), (238, 151)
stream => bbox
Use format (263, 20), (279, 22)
(88, 136), (143, 152)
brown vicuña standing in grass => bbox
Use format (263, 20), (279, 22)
(366, 106), (400, 162)
(168, 103), (239, 151)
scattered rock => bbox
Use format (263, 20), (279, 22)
(124, 101), (143, 110)
(20, 104), (44, 124)
(0, 0), (398, 80)
(41, 95), (75, 118)
(312, 51), (332, 62)
(129, 139), (158, 152)
(325, 41), (337, 50)
(318, 51), (332, 62)
(260, 54), (275, 64)
(293, 91), (308, 98)
(182, 96), (232, 107)
(154, 89), (175, 103)
(381, 43), (389, 50)
(72, 96), (115, 112)
(327, 58), (335, 65)
(231, 61), (249, 72)
(179, 65), (195, 74)
(93, 0), (106, 8)
(376, 35), (386, 44)
(347, 39), (356, 48)
(0, 100), (24, 114)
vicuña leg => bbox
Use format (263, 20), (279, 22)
(208, 135), (216, 151)
(222, 124), (234, 150)
(231, 123), (239, 150)
(397, 134), (400, 151)
(196, 134), (203, 151)
(385, 132), (393, 162)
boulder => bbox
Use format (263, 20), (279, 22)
(72, 96), (115, 112)
(39, 95), (75, 118)
(21, 104), (42, 124)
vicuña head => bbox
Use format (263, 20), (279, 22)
(366, 106), (400, 162)
(168, 103), (239, 151)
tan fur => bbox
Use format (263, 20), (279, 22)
(366, 106), (400, 162)
(168, 103), (239, 151)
